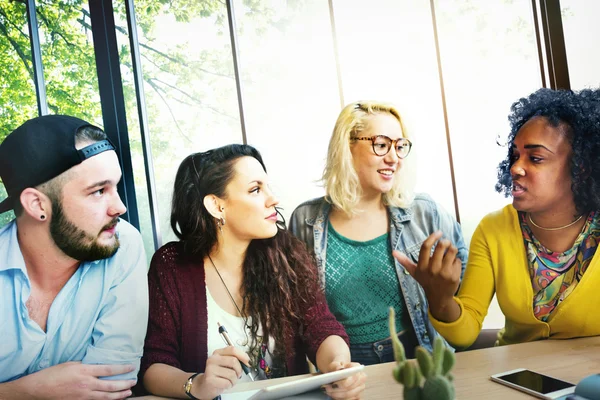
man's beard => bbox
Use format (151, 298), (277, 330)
(49, 200), (120, 262)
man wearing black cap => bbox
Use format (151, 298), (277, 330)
(0, 115), (149, 399)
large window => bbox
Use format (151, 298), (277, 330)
(561, 0), (600, 89)
(113, 2), (154, 259)
(234, 0), (340, 219)
(37, 3), (102, 122)
(0, 1), (38, 227)
(124, 1), (243, 250)
(435, 0), (543, 240)
(334, 0), (454, 217)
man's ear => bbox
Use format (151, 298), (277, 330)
(19, 188), (51, 221)
(203, 194), (224, 219)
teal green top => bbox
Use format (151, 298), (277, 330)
(325, 221), (406, 344)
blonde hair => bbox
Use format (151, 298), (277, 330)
(322, 100), (413, 215)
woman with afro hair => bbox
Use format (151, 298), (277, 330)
(393, 87), (600, 349)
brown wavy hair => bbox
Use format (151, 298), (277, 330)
(170, 144), (319, 372)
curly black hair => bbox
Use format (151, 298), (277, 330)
(496, 87), (600, 215)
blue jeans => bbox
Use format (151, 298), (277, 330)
(349, 329), (419, 365)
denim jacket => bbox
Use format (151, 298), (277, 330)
(288, 193), (468, 352)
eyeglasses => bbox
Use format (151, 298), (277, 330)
(352, 135), (413, 159)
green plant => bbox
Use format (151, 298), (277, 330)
(389, 307), (456, 400)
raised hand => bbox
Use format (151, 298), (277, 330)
(392, 231), (462, 318)
(322, 361), (366, 400)
(191, 346), (250, 400)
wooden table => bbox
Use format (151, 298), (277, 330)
(137, 336), (600, 399)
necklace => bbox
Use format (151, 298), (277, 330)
(208, 255), (260, 375)
(207, 254), (244, 317)
(527, 213), (584, 231)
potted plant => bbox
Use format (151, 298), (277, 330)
(389, 308), (456, 400)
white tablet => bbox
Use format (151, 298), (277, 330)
(247, 364), (365, 400)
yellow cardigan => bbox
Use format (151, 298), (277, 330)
(431, 204), (600, 348)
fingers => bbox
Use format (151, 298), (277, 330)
(418, 231), (443, 272)
(337, 369), (366, 389)
(332, 373), (358, 389)
(442, 242), (459, 267)
(447, 257), (462, 285)
(84, 364), (136, 378)
(417, 233), (459, 278)
(392, 250), (417, 277)
(327, 360), (346, 372)
(213, 346), (251, 367)
(203, 374), (239, 392)
(394, 231), (449, 278)
(429, 238), (452, 275)
(190, 373), (234, 400)
(335, 361), (361, 372)
(206, 352), (242, 384)
(94, 379), (136, 393)
(324, 372), (367, 400)
(328, 384), (365, 400)
(90, 388), (133, 399)
(212, 362), (240, 384)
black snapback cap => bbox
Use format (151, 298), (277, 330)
(0, 114), (115, 213)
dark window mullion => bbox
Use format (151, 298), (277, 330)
(428, 0), (460, 223)
(225, 0), (247, 144)
(328, 0), (345, 109)
(124, 0), (162, 250)
(25, 0), (48, 116)
(531, 0), (548, 88)
(537, 0), (571, 89)
(88, 0), (139, 228)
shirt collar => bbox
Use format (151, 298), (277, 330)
(0, 220), (27, 273)
(307, 199), (331, 227)
(389, 205), (413, 228)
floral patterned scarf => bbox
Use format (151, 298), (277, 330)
(520, 211), (600, 321)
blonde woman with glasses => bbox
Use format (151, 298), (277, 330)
(289, 101), (468, 364)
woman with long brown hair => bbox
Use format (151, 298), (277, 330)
(138, 144), (365, 399)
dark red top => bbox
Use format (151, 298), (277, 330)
(135, 242), (348, 395)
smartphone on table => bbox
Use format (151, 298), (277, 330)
(490, 368), (576, 399)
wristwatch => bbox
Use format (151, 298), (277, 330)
(183, 372), (201, 400)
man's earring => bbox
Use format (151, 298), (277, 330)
(40, 215), (46, 220)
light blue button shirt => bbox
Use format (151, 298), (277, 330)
(0, 219), (149, 383)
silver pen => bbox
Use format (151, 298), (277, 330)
(217, 322), (254, 381)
